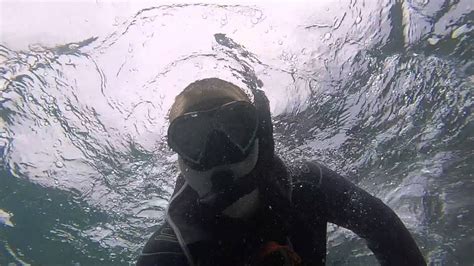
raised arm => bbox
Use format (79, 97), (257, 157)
(292, 161), (426, 266)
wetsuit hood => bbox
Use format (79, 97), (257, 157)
(165, 79), (294, 265)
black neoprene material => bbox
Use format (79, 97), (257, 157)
(137, 160), (426, 266)
(137, 223), (188, 266)
(137, 89), (425, 265)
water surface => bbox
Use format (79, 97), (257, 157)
(0, 1), (472, 265)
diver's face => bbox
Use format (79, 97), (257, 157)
(168, 100), (260, 199)
(178, 141), (259, 198)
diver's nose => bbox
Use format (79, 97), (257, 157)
(211, 170), (234, 192)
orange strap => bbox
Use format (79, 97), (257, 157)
(256, 241), (302, 266)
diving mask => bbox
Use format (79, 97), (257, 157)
(168, 100), (258, 171)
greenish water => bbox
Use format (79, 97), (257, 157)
(0, 170), (115, 265)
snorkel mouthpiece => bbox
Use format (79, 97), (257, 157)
(210, 170), (235, 191)
(198, 170), (257, 213)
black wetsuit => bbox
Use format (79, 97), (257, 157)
(137, 160), (426, 266)
(138, 88), (425, 265)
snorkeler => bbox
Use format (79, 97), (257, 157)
(137, 78), (426, 266)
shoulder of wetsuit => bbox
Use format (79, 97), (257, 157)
(264, 156), (292, 201)
(287, 160), (333, 188)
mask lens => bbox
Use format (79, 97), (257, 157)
(216, 101), (258, 152)
(168, 113), (212, 164)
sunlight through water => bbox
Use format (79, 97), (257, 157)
(0, 1), (472, 265)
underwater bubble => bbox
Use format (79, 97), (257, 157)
(252, 10), (263, 23)
(220, 16), (228, 26)
(452, 24), (470, 39)
(69, 43), (80, 50)
(418, 0), (430, 5)
(48, 96), (55, 104)
(53, 140), (62, 147)
(428, 37), (440, 45)
(26, 55), (38, 66)
(421, 168), (431, 174)
(251, 11), (263, 25)
(324, 32), (332, 40)
(55, 161), (64, 168)
(113, 16), (121, 25)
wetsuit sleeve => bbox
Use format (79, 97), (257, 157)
(294, 162), (426, 266)
(136, 222), (188, 266)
